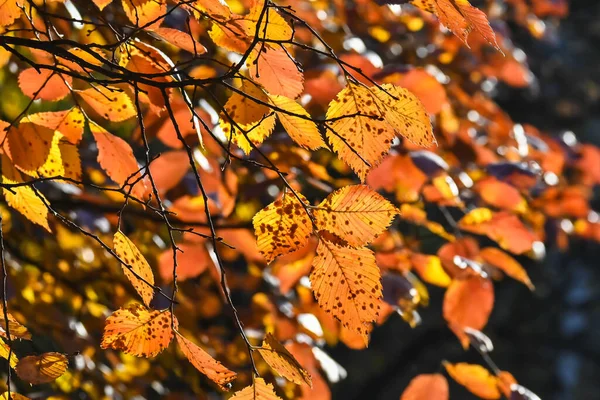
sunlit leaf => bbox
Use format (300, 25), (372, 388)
(400, 373), (449, 400)
(230, 377), (283, 400)
(480, 247), (534, 290)
(101, 303), (176, 357)
(114, 231), (155, 306)
(79, 86), (136, 122)
(15, 352), (68, 384)
(268, 94), (325, 150)
(0, 340), (18, 368)
(18, 69), (71, 102)
(443, 361), (501, 399)
(258, 333), (311, 387)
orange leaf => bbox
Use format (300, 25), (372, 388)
(230, 377), (283, 400)
(313, 185), (398, 247)
(114, 231), (155, 306)
(18, 69), (71, 101)
(152, 27), (206, 54)
(253, 191), (312, 263)
(497, 371), (517, 398)
(122, 0), (165, 27)
(101, 303), (176, 357)
(158, 242), (212, 282)
(480, 247), (534, 290)
(79, 86), (136, 122)
(0, 0), (22, 27)
(310, 240), (381, 345)
(90, 122), (148, 199)
(175, 332), (236, 390)
(443, 362), (501, 399)
(443, 277), (494, 347)
(247, 47), (304, 99)
(400, 373), (449, 400)
(148, 150), (190, 194)
(0, 392), (31, 400)
(92, 0), (112, 10)
(258, 333), (312, 387)
(410, 254), (451, 287)
(15, 352), (68, 384)
(476, 177), (527, 213)
(24, 108), (85, 144)
(0, 306), (31, 340)
(5, 122), (53, 175)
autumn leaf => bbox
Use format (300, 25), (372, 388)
(220, 80), (277, 154)
(114, 231), (155, 306)
(37, 133), (82, 182)
(24, 108), (86, 144)
(101, 303), (176, 357)
(79, 86), (136, 122)
(122, 0), (165, 27)
(443, 277), (494, 348)
(253, 191), (312, 263)
(18, 69), (71, 101)
(258, 333), (312, 387)
(92, 0), (112, 11)
(247, 47), (304, 99)
(1, 155), (51, 232)
(443, 361), (501, 399)
(0, 340), (18, 368)
(90, 122), (148, 199)
(410, 253), (451, 287)
(0, 393), (31, 400)
(313, 185), (399, 247)
(15, 352), (68, 384)
(5, 122), (53, 175)
(158, 241), (213, 282)
(411, 0), (500, 51)
(175, 332), (236, 389)
(480, 247), (534, 290)
(0, 0), (22, 27)
(230, 377), (283, 400)
(0, 306), (31, 340)
(400, 373), (449, 400)
(268, 94), (325, 150)
(310, 240), (382, 344)
(152, 27), (207, 54)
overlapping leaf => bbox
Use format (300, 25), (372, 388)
(268, 95), (324, 150)
(79, 86), (136, 122)
(101, 303), (176, 357)
(258, 333), (311, 387)
(15, 352), (68, 384)
(24, 108), (85, 144)
(230, 377), (283, 400)
(18, 69), (71, 102)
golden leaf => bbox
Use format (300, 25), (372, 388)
(258, 333), (311, 387)
(310, 240), (381, 345)
(401, 373), (449, 400)
(313, 185), (398, 247)
(443, 362), (501, 399)
(0, 340), (18, 368)
(101, 303), (176, 357)
(268, 95), (324, 150)
(79, 86), (136, 122)
(253, 191), (311, 263)
(230, 377), (283, 400)
(15, 352), (68, 384)
(114, 231), (155, 306)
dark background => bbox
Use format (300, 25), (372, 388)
(330, 1), (600, 399)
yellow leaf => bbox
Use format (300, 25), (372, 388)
(372, 83), (435, 147)
(258, 333), (312, 387)
(175, 332), (237, 390)
(24, 108), (85, 144)
(113, 231), (155, 306)
(252, 191), (312, 263)
(79, 86), (136, 122)
(269, 95), (324, 150)
(310, 240), (381, 345)
(220, 81), (277, 154)
(410, 254), (451, 287)
(38, 133), (81, 182)
(15, 352), (68, 384)
(0, 392), (31, 400)
(1, 155), (51, 232)
(443, 362), (501, 399)
(101, 303), (176, 357)
(230, 377), (283, 400)
(122, 0), (165, 27)
(313, 185), (398, 247)
(0, 306), (31, 340)
(0, 340), (18, 368)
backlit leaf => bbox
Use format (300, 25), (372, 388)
(79, 86), (136, 122)
(37, 133), (82, 182)
(247, 47), (304, 99)
(6, 122), (53, 175)
(24, 108), (85, 144)
(313, 185), (398, 247)
(92, 0), (112, 10)
(175, 332), (237, 390)
(0, 306), (31, 340)
(443, 362), (501, 399)
(410, 254), (451, 287)
(101, 303), (176, 357)
(15, 352), (68, 384)
(90, 122), (148, 199)
(114, 231), (155, 306)
(258, 333), (311, 387)
(268, 95), (325, 150)
(253, 191), (311, 263)
(443, 277), (494, 347)
(18, 69), (71, 102)
(152, 27), (207, 54)
(0, 0), (22, 27)
(122, 0), (166, 27)
(230, 377), (283, 400)
(480, 247), (534, 290)
(310, 240), (382, 345)
(1, 155), (50, 232)
(0, 393), (31, 400)
(400, 373), (449, 400)
(158, 242), (212, 282)
(0, 340), (18, 368)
